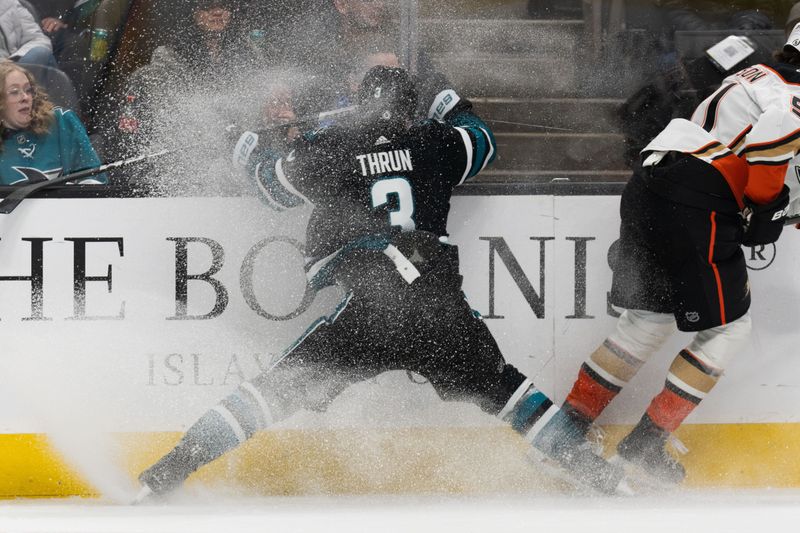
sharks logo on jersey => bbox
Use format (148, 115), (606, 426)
(9, 166), (62, 185)
(17, 144), (36, 159)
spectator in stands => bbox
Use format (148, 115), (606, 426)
(113, 0), (253, 156)
(786, 1), (800, 35)
(30, 0), (74, 58)
(0, 0), (58, 68)
(258, 81), (299, 149)
(654, 1), (793, 33)
(618, 5), (783, 168)
(263, 0), (397, 114)
(33, 0), (128, 135)
(0, 61), (105, 185)
(34, 0), (127, 64)
(341, 45), (450, 121)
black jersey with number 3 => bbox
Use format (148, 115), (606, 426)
(251, 103), (496, 262)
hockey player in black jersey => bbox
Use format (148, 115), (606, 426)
(135, 66), (630, 500)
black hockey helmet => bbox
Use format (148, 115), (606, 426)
(356, 66), (418, 127)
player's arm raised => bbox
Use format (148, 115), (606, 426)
(231, 129), (310, 211)
(427, 88), (497, 184)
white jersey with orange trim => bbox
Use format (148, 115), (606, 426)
(642, 63), (800, 207)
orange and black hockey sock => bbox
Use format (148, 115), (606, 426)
(645, 349), (722, 433)
(563, 338), (646, 431)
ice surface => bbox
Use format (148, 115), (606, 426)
(1, 490), (800, 533)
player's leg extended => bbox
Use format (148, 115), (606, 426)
(617, 311), (751, 483)
(418, 297), (628, 494)
(137, 299), (362, 499)
(136, 361), (356, 499)
(562, 309), (676, 433)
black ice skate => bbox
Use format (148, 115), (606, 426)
(530, 409), (632, 495)
(133, 442), (200, 503)
(614, 415), (686, 487)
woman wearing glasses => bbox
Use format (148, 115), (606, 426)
(0, 61), (105, 185)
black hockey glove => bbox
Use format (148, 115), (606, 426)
(741, 185), (790, 247)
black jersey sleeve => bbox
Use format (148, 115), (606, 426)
(248, 128), (334, 210)
(418, 91), (498, 187)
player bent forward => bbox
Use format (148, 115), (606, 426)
(136, 66), (631, 500)
(558, 28), (800, 486)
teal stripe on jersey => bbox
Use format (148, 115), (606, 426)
(257, 160), (304, 209)
(447, 112), (497, 177)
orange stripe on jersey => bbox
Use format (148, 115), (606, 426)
(742, 127), (800, 156)
(708, 152), (748, 208)
(761, 64), (800, 86)
(708, 212), (726, 325)
(744, 163), (789, 204)
(728, 124), (753, 153)
(691, 141), (722, 156)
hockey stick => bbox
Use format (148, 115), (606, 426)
(483, 118), (574, 132)
(784, 213), (800, 226)
(0, 106), (360, 216)
(0, 147), (175, 215)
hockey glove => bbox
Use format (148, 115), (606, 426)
(231, 128), (260, 170)
(741, 185), (790, 246)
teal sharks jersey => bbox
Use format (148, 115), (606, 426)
(0, 107), (106, 186)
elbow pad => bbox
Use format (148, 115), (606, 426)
(742, 185), (790, 246)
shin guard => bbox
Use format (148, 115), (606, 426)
(138, 380), (281, 496)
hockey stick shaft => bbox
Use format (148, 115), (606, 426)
(784, 213), (800, 226)
(0, 147), (175, 215)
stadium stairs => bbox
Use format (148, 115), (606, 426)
(419, 1), (642, 185)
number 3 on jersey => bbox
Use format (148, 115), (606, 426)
(371, 176), (416, 231)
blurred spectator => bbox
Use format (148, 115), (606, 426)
(31, 0), (79, 60)
(32, 0), (129, 125)
(618, 5), (785, 167)
(263, 0), (397, 114)
(258, 81), (299, 149)
(0, 0), (57, 68)
(0, 61), (105, 185)
(32, 0), (128, 64)
(273, 1), (447, 122)
(786, 1), (800, 34)
(113, 0), (253, 157)
(341, 45), (451, 121)
(657, 1), (793, 33)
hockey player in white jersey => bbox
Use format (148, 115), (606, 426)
(558, 24), (800, 487)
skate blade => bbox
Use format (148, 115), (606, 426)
(131, 485), (153, 505)
(527, 448), (634, 496)
(609, 454), (682, 493)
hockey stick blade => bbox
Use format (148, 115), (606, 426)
(0, 148), (174, 215)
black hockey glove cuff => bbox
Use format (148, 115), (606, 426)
(742, 185), (790, 247)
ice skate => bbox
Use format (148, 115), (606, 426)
(529, 409), (632, 495)
(612, 415), (686, 489)
(133, 443), (199, 503)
